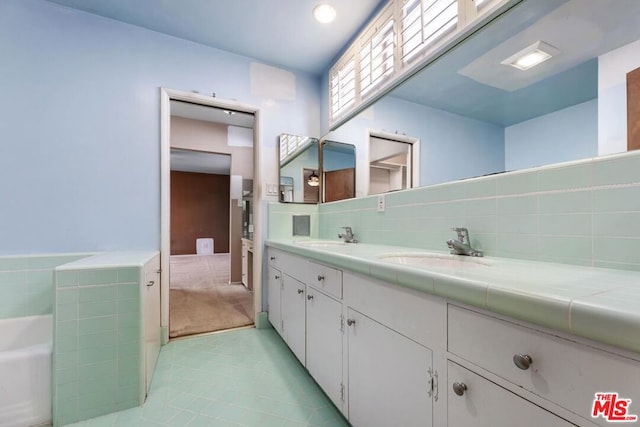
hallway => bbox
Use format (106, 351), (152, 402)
(169, 254), (253, 337)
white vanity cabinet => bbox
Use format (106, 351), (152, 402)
(447, 361), (574, 426)
(281, 274), (307, 364)
(267, 245), (640, 426)
(448, 304), (640, 426)
(268, 249), (344, 383)
(346, 308), (434, 427)
(306, 286), (344, 409)
(267, 249), (307, 363)
(267, 265), (283, 335)
(143, 254), (161, 397)
(343, 271), (443, 427)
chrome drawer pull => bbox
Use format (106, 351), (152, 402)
(307, 294), (314, 300)
(513, 354), (533, 370)
(146, 280), (155, 287)
(297, 289), (304, 294)
(347, 319), (356, 326)
(317, 274), (325, 281)
(452, 382), (467, 396)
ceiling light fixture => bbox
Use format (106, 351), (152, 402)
(307, 171), (320, 186)
(501, 41), (559, 71)
(313, 4), (336, 24)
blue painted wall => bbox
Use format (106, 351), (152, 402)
(0, 0), (321, 254)
(505, 99), (598, 170)
(328, 95), (505, 188)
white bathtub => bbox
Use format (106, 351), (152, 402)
(0, 315), (52, 427)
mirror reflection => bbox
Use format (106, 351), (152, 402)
(320, 141), (356, 202)
(278, 134), (319, 203)
(368, 135), (414, 195)
(328, 0), (640, 195)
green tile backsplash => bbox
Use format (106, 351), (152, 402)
(270, 150), (640, 271)
(0, 253), (91, 319)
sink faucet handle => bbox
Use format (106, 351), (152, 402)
(338, 226), (357, 243)
(451, 227), (469, 243)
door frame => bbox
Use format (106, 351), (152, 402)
(160, 88), (263, 344)
(366, 129), (420, 196)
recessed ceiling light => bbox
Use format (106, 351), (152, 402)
(313, 4), (336, 24)
(501, 41), (559, 71)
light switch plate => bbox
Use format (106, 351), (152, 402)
(377, 194), (385, 212)
(266, 183), (278, 196)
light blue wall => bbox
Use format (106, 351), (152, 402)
(0, 0), (321, 255)
(505, 99), (598, 170)
(280, 145), (319, 202)
(323, 148), (355, 171)
(328, 95), (505, 187)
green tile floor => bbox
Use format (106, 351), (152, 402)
(65, 328), (349, 427)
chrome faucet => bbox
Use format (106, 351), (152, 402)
(338, 226), (358, 243)
(447, 227), (483, 257)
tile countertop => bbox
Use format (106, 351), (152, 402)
(266, 239), (640, 354)
(56, 250), (160, 270)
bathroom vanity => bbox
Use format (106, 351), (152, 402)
(266, 241), (640, 426)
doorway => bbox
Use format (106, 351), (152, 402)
(368, 131), (420, 195)
(168, 149), (253, 337)
(160, 90), (261, 341)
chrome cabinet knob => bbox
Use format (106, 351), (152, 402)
(270, 256), (276, 261)
(347, 319), (356, 326)
(297, 289), (304, 294)
(317, 274), (324, 281)
(307, 294), (314, 300)
(513, 354), (533, 370)
(452, 382), (467, 396)
(274, 275), (280, 280)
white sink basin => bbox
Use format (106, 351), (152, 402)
(378, 253), (490, 269)
(296, 240), (346, 248)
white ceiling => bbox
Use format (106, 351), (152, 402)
(170, 149), (231, 175)
(44, 0), (385, 75)
(171, 100), (254, 128)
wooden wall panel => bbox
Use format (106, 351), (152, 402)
(324, 168), (355, 202)
(628, 66), (640, 151)
(170, 171), (230, 255)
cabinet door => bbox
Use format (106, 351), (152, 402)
(241, 243), (248, 287)
(267, 265), (282, 335)
(144, 255), (161, 397)
(281, 274), (306, 364)
(447, 361), (575, 427)
(306, 288), (343, 410)
(346, 308), (432, 427)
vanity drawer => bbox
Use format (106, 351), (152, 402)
(447, 361), (574, 427)
(448, 305), (640, 424)
(267, 248), (308, 282)
(306, 261), (342, 299)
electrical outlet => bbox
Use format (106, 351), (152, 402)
(377, 194), (385, 212)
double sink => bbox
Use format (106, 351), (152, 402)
(295, 240), (491, 269)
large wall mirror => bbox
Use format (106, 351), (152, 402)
(278, 134), (319, 203)
(320, 140), (356, 202)
(327, 0), (640, 195)
(279, 134), (357, 203)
